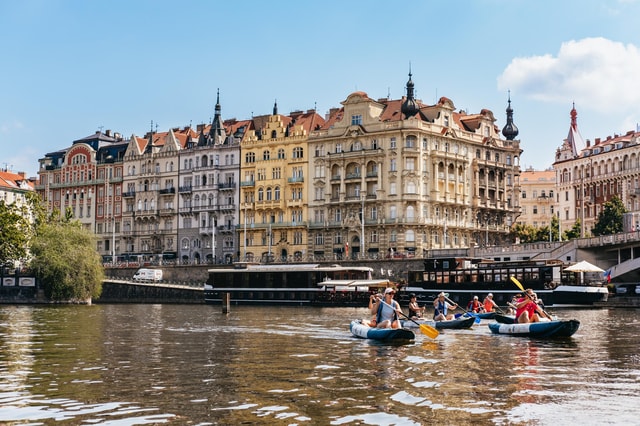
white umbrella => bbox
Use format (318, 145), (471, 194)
(564, 260), (604, 273)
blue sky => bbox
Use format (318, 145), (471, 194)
(3, 0), (640, 178)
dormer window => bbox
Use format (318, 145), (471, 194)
(444, 115), (449, 127)
(351, 114), (362, 126)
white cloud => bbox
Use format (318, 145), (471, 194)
(498, 37), (640, 112)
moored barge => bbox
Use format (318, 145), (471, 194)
(406, 257), (609, 307)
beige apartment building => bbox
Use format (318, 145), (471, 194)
(239, 102), (325, 262)
(306, 74), (522, 259)
(518, 167), (555, 228)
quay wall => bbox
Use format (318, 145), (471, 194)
(97, 281), (203, 304)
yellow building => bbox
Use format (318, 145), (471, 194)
(239, 103), (325, 262)
(518, 167), (555, 228)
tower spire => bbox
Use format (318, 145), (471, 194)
(501, 91), (519, 141)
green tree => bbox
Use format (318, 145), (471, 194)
(30, 220), (103, 302)
(592, 196), (627, 236)
(511, 223), (537, 243)
(563, 218), (582, 240)
(0, 200), (32, 267)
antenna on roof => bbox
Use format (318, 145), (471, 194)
(98, 125), (104, 133)
(387, 87), (390, 99)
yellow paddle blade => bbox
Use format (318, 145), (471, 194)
(419, 324), (439, 339)
(510, 276), (526, 293)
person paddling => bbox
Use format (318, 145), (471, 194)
(408, 293), (425, 319)
(515, 288), (552, 323)
(375, 287), (402, 329)
(433, 292), (457, 321)
(483, 293), (499, 313)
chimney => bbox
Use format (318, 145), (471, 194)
(105, 129), (112, 137)
(586, 139), (591, 147)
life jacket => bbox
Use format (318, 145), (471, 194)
(376, 299), (398, 323)
(468, 300), (482, 312)
(484, 299), (494, 312)
(434, 300), (447, 318)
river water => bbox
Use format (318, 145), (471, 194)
(0, 304), (638, 426)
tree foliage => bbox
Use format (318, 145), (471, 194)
(592, 196), (627, 236)
(0, 200), (32, 266)
(563, 218), (582, 240)
(30, 219), (103, 302)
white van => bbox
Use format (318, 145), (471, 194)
(132, 268), (163, 282)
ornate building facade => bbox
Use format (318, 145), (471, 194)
(177, 92), (243, 264)
(306, 74), (522, 259)
(554, 105), (640, 236)
(37, 130), (127, 260)
(239, 103), (325, 262)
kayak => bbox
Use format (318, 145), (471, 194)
(488, 319), (580, 337)
(349, 320), (415, 341)
(401, 315), (475, 330)
(471, 311), (496, 320)
(494, 313), (516, 324)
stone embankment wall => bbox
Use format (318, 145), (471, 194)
(97, 281), (203, 304)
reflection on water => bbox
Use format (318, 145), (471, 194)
(0, 304), (638, 425)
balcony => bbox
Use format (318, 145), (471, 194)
(287, 177), (304, 184)
(159, 208), (175, 216)
(345, 173), (361, 180)
(159, 187), (175, 195)
(240, 180), (255, 187)
(218, 182), (236, 190)
(178, 185), (192, 193)
(123, 191), (136, 198)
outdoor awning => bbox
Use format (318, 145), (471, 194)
(317, 280), (355, 287)
(347, 279), (391, 287)
(565, 260), (604, 272)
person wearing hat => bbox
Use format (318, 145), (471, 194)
(374, 287), (402, 329)
(433, 292), (457, 321)
(483, 293), (499, 313)
(466, 295), (485, 313)
(408, 293), (424, 319)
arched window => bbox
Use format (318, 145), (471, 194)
(263, 150), (270, 161)
(278, 149), (285, 159)
(274, 186), (280, 200)
(266, 187), (272, 201)
(258, 188), (264, 201)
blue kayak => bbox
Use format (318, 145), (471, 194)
(401, 315), (475, 330)
(350, 320), (415, 341)
(488, 319), (580, 337)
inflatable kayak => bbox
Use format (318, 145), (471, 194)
(488, 319), (580, 337)
(494, 313), (516, 324)
(401, 315), (475, 330)
(350, 320), (415, 341)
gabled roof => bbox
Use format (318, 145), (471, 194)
(0, 171), (34, 192)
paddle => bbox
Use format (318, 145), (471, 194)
(509, 276), (553, 320)
(444, 295), (481, 323)
(378, 298), (439, 339)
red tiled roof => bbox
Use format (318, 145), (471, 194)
(0, 171), (34, 191)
